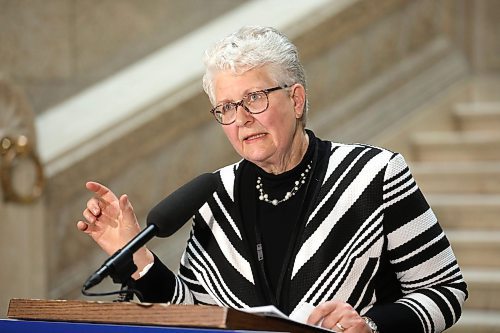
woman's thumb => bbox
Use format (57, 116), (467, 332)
(119, 194), (136, 221)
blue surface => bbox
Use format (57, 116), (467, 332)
(0, 319), (270, 333)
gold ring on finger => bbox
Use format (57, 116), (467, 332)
(336, 322), (346, 332)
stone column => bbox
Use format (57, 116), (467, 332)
(0, 76), (47, 317)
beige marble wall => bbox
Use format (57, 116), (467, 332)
(469, 0), (500, 73)
(0, 0), (244, 114)
(0, 78), (47, 316)
(299, 0), (463, 116)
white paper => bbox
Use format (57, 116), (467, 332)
(239, 304), (334, 332)
(240, 305), (289, 319)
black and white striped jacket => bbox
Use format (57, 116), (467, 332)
(151, 139), (467, 333)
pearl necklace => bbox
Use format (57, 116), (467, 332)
(256, 161), (312, 206)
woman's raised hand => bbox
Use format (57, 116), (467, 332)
(77, 182), (153, 277)
(77, 181), (141, 255)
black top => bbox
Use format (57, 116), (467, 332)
(238, 130), (330, 309)
(241, 132), (315, 293)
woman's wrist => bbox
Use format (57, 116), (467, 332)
(362, 316), (378, 333)
(132, 247), (155, 280)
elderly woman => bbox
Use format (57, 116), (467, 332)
(77, 26), (467, 333)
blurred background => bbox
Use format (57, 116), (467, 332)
(0, 1), (499, 331)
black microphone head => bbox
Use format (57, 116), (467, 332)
(146, 173), (218, 237)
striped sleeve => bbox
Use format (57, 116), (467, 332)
(367, 154), (468, 333)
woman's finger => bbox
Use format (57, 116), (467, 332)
(321, 307), (366, 332)
(86, 181), (112, 197)
(76, 220), (98, 234)
(320, 312), (345, 331)
(82, 208), (97, 224)
(307, 301), (340, 326)
(76, 220), (88, 232)
(119, 194), (136, 225)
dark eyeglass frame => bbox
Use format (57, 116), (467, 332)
(210, 85), (289, 125)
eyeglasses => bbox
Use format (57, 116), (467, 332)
(210, 85), (289, 125)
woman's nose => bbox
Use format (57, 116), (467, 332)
(234, 105), (253, 126)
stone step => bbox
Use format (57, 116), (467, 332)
(454, 102), (500, 133)
(461, 268), (500, 311)
(446, 230), (500, 268)
(411, 131), (500, 162)
(411, 161), (500, 194)
(447, 309), (500, 333)
(427, 194), (500, 230)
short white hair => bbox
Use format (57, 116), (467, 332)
(202, 26), (308, 126)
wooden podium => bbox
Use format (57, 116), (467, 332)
(3, 298), (327, 333)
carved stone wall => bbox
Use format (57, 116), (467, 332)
(465, 0), (500, 74)
(0, 0), (245, 114)
(0, 76), (47, 315)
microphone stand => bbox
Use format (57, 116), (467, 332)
(82, 225), (157, 302)
(109, 252), (137, 302)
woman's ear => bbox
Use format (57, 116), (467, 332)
(291, 84), (306, 119)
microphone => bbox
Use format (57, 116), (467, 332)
(83, 172), (218, 290)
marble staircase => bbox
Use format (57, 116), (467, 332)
(409, 94), (500, 332)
